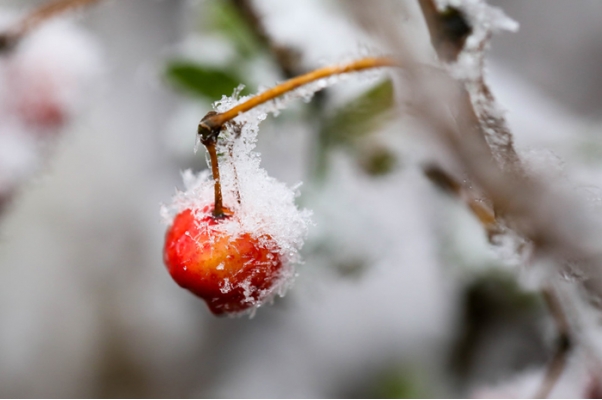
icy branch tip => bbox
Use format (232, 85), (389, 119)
(198, 110), (221, 146)
(199, 56), (398, 133)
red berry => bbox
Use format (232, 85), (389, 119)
(18, 96), (66, 130)
(7, 65), (67, 131)
(163, 206), (283, 315)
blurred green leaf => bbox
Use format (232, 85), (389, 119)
(320, 78), (395, 147)
(359, 146), (398, 176)
(165, 61), (249, 99)
(348, 366), (429, 399)
(466, 270), (543, 314)
(314, 79), (396, 179)
(375, 371), (426, 399)
(207, 0), (263, 59)
(449, 269), (546, 382)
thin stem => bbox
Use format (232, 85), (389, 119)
(424, 163), (570, 399)
(204, 140), (225, 219)
(0, 0), (101, 51)
(535, 287), (572, 399)
(423, 164), (497, 232)
(200, 56), (397, 132)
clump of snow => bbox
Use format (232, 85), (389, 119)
(441, 0), (518, 82)
(0, 12), (103, 198)
(162, 87), (314, 314)
(519, 148), (566, 180)
(489, 228), (531, 268)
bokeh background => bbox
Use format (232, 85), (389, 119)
(1, 0), (602, 397)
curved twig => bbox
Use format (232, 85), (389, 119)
(197, 56), (397, 218)
(198, 56), (397, 135)
(0, 0), (101, 51)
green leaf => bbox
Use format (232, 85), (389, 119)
(375, 371), (426, 399)
(354, 366), (429, 399)
(207, 0), (263, 59)
(359, 146), (398, 177)
(164, 61), (249, 99)
(320, 78), (395, 148)
(314, 79), (396, 179)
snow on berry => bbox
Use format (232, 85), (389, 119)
(0, 11), (102, 198)
(162, 89), (312, 317)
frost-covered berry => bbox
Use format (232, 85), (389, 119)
(161, 91), (311, 316)
(164, 206), (284, 315)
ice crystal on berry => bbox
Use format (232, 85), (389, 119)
(162, 90), (312, 316)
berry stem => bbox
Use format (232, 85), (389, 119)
(198, 111), (226, 218)
(204, 140), (226, 219)
(198, 56), (397, 133)
(0, 0), (101, 52)
(196, 57), (397, 218)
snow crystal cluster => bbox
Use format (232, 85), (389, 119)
(161, 87), (314, 303)
(439, 0), (518, 82)
(0, 12), (102, 199)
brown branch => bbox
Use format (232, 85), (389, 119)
(199, 56), (397, 135)
(535, 287), (572, 399)
(417, 0), (472, 63)
(424, 164), (572, 399)
(470, 46), (523, 173)
(417, 0), (522, 175)
(423, 164), (497, 235)
(344, 6), (598, 400)
(424, 165), (572, 399)
(0, 0), (101, 52)
(424, 168), (571, 399)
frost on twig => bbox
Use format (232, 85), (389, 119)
(423, 0), (522, 173)
(346, 0), (602, 395)
(411, 0), (602, 309)
(199, 56), (396, 132)
(0, 0), (101, 52)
